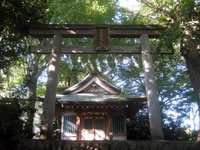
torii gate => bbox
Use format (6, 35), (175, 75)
(25, 24), (170, 140)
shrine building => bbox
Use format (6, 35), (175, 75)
(53, 73), (146, 140)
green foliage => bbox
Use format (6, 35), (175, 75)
(127, 109), (151, 140)
(49, 0), (119, 24)
(0, 98), (34, 149)
(127, 108), (197, 141)
(136, 0), (200, 51)
(53, 118), (61, 139)
(0, 0), (49, 69)
(163, 118), (198, 141)
(0, 66), (29, 98)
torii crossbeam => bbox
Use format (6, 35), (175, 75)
(25, 24), (171, 140)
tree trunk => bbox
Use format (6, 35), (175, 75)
(25, 80), (37, 138)
(181, 41), (200, 141)
(24, 54), (48, 138)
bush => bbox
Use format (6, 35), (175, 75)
(0, 98), (30, 150)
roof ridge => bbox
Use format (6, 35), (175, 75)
(60, 72), (120, 95)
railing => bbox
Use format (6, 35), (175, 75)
(18, 139), (200, 150)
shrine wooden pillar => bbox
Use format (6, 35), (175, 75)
(140, 34), (164, 140)
(40, 34), (62, 139)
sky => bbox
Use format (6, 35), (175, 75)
(119, 0), (141, 11)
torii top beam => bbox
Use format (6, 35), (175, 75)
(24, 24), (164, 38)
(24, 24), (171, 54)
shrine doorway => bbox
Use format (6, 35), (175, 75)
(81, 116), (106, 140)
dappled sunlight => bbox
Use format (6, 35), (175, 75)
(149, 79), (155, 84)
(197, 44), (200, 50)
(49, 64), (55, 72)
(81, 129), (95, 140)
(67, 30), (76, 34)
(36, 49), (43, 53)
(147, 89), (153, 96)
(41, 124), (48, 130)
(49, 53), (59, 72)
(68, 136), (76, 140)
(95, 130), (105, 140)
(62, 136), (76, 140)
(143, 59), (151, 73)
(81, 129), (105, 140)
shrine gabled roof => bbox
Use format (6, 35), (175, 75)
(57, 93), (146, 104)
(37, 73), (147, 107)
(56, 73), (147, 107)
(61, 73), (120, 95)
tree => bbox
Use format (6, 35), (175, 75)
(0, 0), (49, 69)
(0, 0), (50, 138)
(0, 52), (49, 138)
(49, 0), (119, 24)
(22, 53), (49, 138)
(136, 0), (200, 141)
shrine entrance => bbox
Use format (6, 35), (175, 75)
(81, 116), (105, 140)
(25, 24), (172, 140)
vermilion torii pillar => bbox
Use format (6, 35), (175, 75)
(25, 24), (169, 140)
